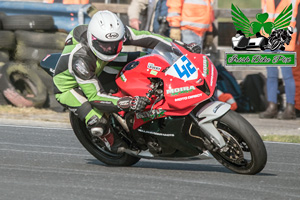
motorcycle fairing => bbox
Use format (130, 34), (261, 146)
(114, 43), (218, 129)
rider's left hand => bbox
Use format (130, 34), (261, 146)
(185, 42), (202, 53)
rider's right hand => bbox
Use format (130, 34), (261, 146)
(117, 96), (150, 112)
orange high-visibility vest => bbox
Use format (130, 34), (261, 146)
(293, 40), (300, 110)
(44, 0), (89, 4)
(262, 0), (300, 51)
(166, 0), (214, 37)
(216, 90), (238, 111)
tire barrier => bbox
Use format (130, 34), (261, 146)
(15, 30), (67, 50)
(14, 45), (62, 64)
(0, 12), (6, 30)
(1, 15), (55, 31)
(0, 12), (67, 112)
(0, 50), (9, 63)
(0, 31), (15, 50)
(0, 62), (47, 108)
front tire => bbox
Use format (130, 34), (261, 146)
(70, 112), (140, 166)
(210, 110), (267, 175)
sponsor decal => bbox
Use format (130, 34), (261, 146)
(137, 129), (175, 137)
(105, 32), (119, 39)
(202, 56), (209, 77)
(94, 100), (113, 105)
(117, 97), (131, 109)
(166, 86), (195, 96)
(174, 93), (203, 102)
(150, 70), (158, 76)
(75, 62), (89, 75)
(147, 63), (161, 71)
(87, 116), (98, 126)
(213, 102), (226, 113)
(118, 100), (130, 106)
(196, 78), (202, 84)
(120, 72), (127, 82)
(65, 38), (73, 45)
(136, 109), (166, 122)
(210, 65), (214, 86)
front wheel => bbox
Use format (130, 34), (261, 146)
(210, 110), (267, 175)
(70, 112), (140, 166)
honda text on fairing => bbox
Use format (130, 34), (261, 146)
(41, 42), (267, 175)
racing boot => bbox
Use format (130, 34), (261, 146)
(277, 103), (296, 120)
(91, 127), (127, 153)
(259, 102), (278, 118)
(88, 115), (127, 153)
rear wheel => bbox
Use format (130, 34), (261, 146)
(210, 110), (267, 175)
(70, 112), (140, 166)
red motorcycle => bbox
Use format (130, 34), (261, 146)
(42, 42), (267, 175)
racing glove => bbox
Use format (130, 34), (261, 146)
(117, 96), (150, 112)
(170, 27), (181, 41)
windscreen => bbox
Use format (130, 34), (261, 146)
(151, 42), (183, 65)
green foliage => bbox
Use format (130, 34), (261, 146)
(262, 135), (300, 143)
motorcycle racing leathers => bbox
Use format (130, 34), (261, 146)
(53, 25), (172, 129)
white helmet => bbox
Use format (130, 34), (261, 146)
(87, 10), (125, 61)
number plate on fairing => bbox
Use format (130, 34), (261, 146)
(165, 55), (198, 81)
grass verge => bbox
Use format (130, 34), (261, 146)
(0, 105), (60, 115)
(262, 135), (300, 144)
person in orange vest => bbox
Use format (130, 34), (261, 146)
(43, 0), (89, 4)
(215, 89), (238, 111)
(166, 0), (214, 48)
(294, 38), (300, 117)
(259, 0), (300, 120)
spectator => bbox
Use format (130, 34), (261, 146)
(127, 0), (169, 35)
(128, 0), (157, 31)
(259, 0), (299, 120)
(293, 36), (300, 117)
(166, 0), (214, 48)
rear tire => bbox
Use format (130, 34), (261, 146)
(70, 112), (140, 166)
(15, 30), (67, 50)
(2, 15), (54, 31)
(210, 110), (267, 175)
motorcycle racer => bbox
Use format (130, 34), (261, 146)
(53, 10), (200, 153)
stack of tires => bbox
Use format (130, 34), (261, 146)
(0, 12), (67, 112)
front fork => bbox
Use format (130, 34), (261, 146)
(189, 101), (231, 151)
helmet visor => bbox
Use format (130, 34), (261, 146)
(91, 34), (123, 55)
